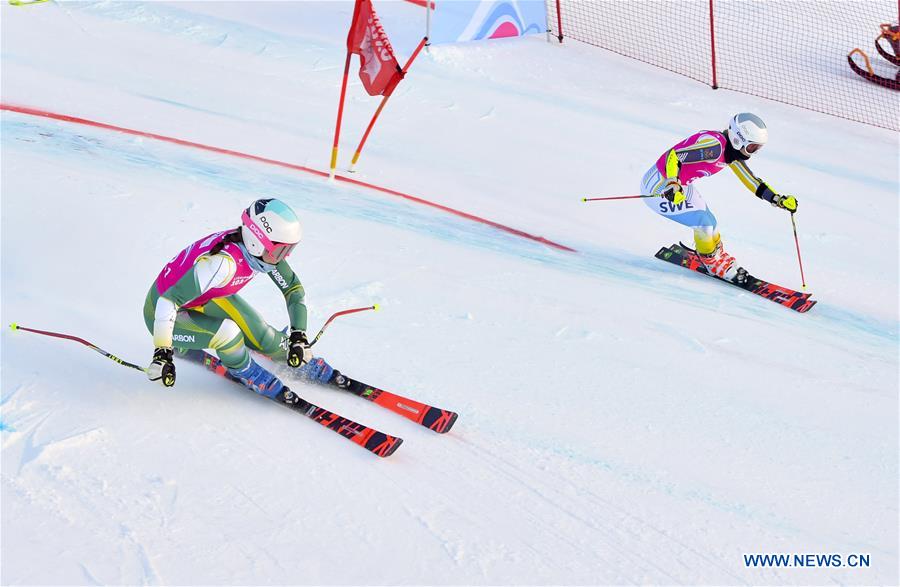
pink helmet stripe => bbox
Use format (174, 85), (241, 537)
(241, 209), (276, 251)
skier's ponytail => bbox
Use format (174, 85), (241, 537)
(210, 229), (243, 255)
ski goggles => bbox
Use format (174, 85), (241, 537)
(241, 211), (297, 264)
(745, 142), (764, 154)
(260, 241), (296, 264)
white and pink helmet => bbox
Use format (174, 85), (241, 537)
(241, 198), (302, 264)
(728, 112), (768, 157)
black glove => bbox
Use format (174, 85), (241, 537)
(147, 347), (176, 387)
(287, 330), (312, 368)
(771, 194), (798, 212)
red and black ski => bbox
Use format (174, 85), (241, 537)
(180, 349), (402, 458)
(327, 371), (458, 434)
(656, 243), (817, 313)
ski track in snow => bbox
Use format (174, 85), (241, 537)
(3, 115), (894, 354)
(2, 114), (896, 583)
(2, 109), (895, 583)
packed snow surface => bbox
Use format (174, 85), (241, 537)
(2, 2), (897, 585)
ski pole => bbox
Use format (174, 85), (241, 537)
(307, 305), (380, 347)
(9, 323), (147, 372)
(582, 195), (658, 202)
(10, 304), (381, 370)
(790, 212), (807, 290)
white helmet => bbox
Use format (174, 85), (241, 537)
(728, 112), (768, 156)
(240, 198), (302, 264)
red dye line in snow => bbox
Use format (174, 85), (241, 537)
(1, 103), (575, 253)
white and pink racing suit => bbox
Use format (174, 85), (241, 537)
(640, 130), (779, 254)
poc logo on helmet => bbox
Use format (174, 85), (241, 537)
(260, 215), (273, 233)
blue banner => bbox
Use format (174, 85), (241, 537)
(428, 1), (547, 45)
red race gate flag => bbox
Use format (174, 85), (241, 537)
(347, 0), (404, 96)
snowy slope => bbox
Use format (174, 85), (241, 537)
(2, 2), (897, 585)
